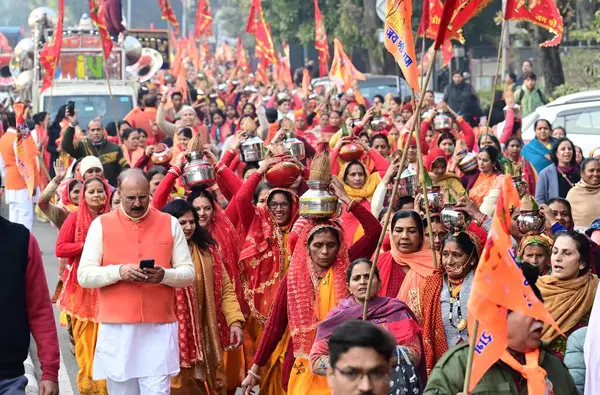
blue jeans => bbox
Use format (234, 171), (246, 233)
(0, 375), (27, 395)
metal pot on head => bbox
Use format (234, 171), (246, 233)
(299, 180), (339, 219)
(240, 135), (265, 163)
(433, 113), (452, 131)
(283, 131), (306, 161)
(419, 186), (445, 214)
(182, 151), (216, 188)
(516, 210), (545, 235)
(440, 203), (470, 232)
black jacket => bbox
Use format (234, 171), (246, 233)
(61, 126), (129, 186)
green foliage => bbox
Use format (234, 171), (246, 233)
(560, 48), (600, 89)
(550, 84), (584, 100)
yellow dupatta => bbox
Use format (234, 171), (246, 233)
(339, 161), (380, 202)
(287, 267), (335, 395)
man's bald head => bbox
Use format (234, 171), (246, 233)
(118, 169), (151, 219)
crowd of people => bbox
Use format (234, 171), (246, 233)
(3, 57), (600, 395)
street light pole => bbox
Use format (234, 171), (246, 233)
(182, 0), (188, 37)
(127, 0), (132, 29)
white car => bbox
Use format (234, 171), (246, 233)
(506, 90), (600, 148)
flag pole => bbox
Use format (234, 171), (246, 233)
(463, 320), (480, 392)
(363, 57), (437, 320)
(485, 18), (506, 129)
(419, 37), (427, 91)
(103, 60), (121, 135)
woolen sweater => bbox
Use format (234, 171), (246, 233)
(0, 216), (59, 382)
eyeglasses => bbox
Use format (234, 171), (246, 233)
(123, 195), (150, 204)
(268, 202), (290, 210)
(334, 366), (390, 383)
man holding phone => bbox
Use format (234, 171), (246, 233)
(78, 169), (195, 394)
(60, 107), (129, 186)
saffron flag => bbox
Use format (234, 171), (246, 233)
(246, 0), (262, 33)
(466, 175), (562, 392)
(88, 0), (114, 59)
(314, 0), (330, 77)
(159, 0), (180, 34)
(384, 0), (420, 93)
(39, 0), (64, 93)
(237, 37), (250, 72)
(13, 103), (38, 198)
(434, 0), (491, 49)
(302, 68), (311, 96)
(329, 38), (365, 92)
(505, 0), (563, 46)
(195, 0), (213, 38)
(277, 42), (294, 88)
(174, 64), (189, 103)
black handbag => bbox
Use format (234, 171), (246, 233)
(388, 346), (422, 395)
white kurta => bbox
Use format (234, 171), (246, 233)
(78, 209), (195, 382)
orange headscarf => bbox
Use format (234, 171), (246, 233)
(389, 224), (436, 304)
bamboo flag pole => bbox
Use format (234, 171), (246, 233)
(485, 18), (507, 129)
(363, 57), (438, 320)
(463, 320), (480, 392)
(419, 37), (427, 91)
(103, 61), (121, 133)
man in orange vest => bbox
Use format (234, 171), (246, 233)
(77, 168), (195, 394)
(0, 112), (40, 230)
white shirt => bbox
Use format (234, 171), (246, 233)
(77, 208), (195, 381)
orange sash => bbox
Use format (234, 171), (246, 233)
(499, 349), (553, 395)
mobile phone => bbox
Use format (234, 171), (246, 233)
(67, 100), (75, 115)
(140, 259), (155, 270)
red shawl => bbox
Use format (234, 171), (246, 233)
(175, 244), (230, 368)
(419, 271), (447, 374)
(210, 205), (249, 317)
(238, 188), (299, 325)
(287, 220), (350, 358)
(377, 251), (407, 298)
(58, 178), (111, 321)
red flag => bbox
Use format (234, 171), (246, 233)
(237, 37), (250, 72)
(418, 38), (453, 74)
(505, 0), (563, 46)
(329, 38), (365, 92)
(419, 0), (465, 42)
(159, 0), (180, 34)
(435, 0), (491, 49)
(195, 0), (213, 39)
(88, 0), (114, 59)
(0, 33), (12, 53)
(466, 175), (562, 391)
(384, 0), (420, 92)
(314, 0), (330, 77)
(417, 0), (430, 37)
(246, 0), (262, 34)
(39, 0), (64, 93)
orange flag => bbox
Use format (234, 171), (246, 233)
(237, 36), (250, 72)
(88, 0), (113, 59)
(277, 41), (294, 88)
(159, 0), (179, 34)
(329, 38), (365, 92)
(175, 65), (189, 103)
(466, 175), (562, 392)
(246, 0), (277, 65)
(302, 68), (311, 96)
(195, 0), (213, 39)
(39, 0), (64, 93)
(314, 0), (330, 77)
(505, 0), (563, 46)
(384, 0), (420, 93)
(13, 103), (38, 198)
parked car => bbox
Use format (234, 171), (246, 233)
(496, 90), (600, 147)
(312, 74), (409, 100)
